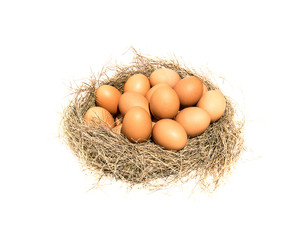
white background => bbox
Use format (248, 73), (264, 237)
(1, 0), (300, 239)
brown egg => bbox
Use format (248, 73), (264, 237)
(197, 90), (226, 122)
(84, 106), (115, 129)
(149, 86), (180, 119)
(197, 84), (208, 102)
(175, 107), (210, 137)
(95, 85), (121, 115)
(121, 107), (152, 143)
(152, 119), (187, 150)
(118, 92), (150, 116)
(174, 76), (203, 107)
(145, 83), (169, 102)
(124, 73), (150, 96)
(112, 124), (122, 135)
(149, 68), (181, 87)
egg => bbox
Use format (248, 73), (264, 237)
(174, 76), (203, 107)
(112, 124), (122, 135)
(152, 119), (187, 150)
(197, 90), (226, 122)
(118, 92), (150, 116)
(84, 106), (115, 129)
(121, 107), (152, 143)
(145, 83), (169, 102)
(124, 73), (150, 96)
(175, 107), (210, 137)
(149, 86), (180, 119)
(149, 68), (181, 87)
(197, 84), (208, 102)
(95, 85), (121, 115)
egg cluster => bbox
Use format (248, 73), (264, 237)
(84, 68), (226, 150)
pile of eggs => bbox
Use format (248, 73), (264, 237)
(84, 68), (226, 150)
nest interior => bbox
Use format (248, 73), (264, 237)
(60, 50), (244, 192)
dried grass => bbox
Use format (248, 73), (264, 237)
(60, 49), (244, 192)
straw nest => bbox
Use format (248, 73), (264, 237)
(60, 50), (244, 192)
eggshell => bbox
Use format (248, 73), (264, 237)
(149, 68), (181, 87)
(145, 83), (169, 102)
(84, 106), (115, 129)
(197, 90), (226, 122)
(124, 73), (150, 96)
(175, 107), (210, 137)
(118, 92), (150, 116)
(197, 84), (208, 102)
(174, 76), (203, 107)
(121, 107), (152, 143)
(95, 85), (121, 115)
(112, 124), (122, 135)
(149, 86), (180, 119)
(152, 119), (187, 150)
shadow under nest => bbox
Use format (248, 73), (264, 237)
(60, 50), (244, 192)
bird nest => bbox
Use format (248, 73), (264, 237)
(60, 50), (244, 192)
